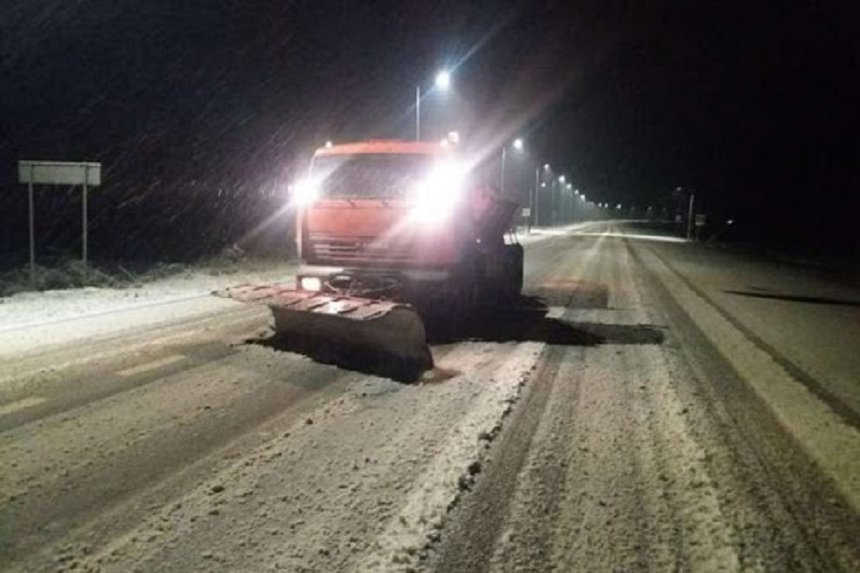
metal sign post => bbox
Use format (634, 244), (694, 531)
(28, 163), (35, 284)
(82, 166), (88, 266)
(686, 192), (695, 240)
(18, 160), (102, 284)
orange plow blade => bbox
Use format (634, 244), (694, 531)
(214, 284), (433, 381)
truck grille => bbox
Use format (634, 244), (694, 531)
(310, 236), (413, 263)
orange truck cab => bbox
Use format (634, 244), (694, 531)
(292, 140), (523, 313)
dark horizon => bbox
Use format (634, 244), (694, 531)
(2, 1), (858, 266)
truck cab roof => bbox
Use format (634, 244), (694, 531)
(314, 140), (450, 157)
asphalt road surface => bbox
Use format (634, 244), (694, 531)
(1, 222), (858, 572)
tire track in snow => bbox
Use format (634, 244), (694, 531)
(357, 341), (544, 571)
(636, 244), (860, 513)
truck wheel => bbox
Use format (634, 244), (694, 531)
(437, 275), (478, 339)
(504, 244), (524, 298)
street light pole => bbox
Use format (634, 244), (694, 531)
(415, 85), (420, 141)
(500, 146), (506, 193)
(500, 138), (524, 198)
(416, 70), (451, 142)
(554, 175), (565, 227)
(533, 167), (539, 230)
(537, 164), (551, 227)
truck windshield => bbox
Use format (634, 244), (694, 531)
(310, 154), (434, 198)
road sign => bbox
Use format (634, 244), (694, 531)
(18, 161), (101, 186)
(521, 207), (531, 217)
(17, 160), (102, 284)
(695, 214), (706, 227)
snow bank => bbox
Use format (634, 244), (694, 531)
(0, 259), (297, 333)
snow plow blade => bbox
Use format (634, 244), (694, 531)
(215, 284), (433, 381)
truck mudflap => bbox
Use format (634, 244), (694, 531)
(214, 284), (433, 381)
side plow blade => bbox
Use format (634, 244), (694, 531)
(215, 284), (433, 381)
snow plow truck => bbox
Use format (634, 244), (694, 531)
(220, 140), (523, 380)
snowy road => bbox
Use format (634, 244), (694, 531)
(1, 222), (859, 572)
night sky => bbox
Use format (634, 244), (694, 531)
(1, 1), (858, 265)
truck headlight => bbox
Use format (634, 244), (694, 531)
(411, 161), (466, 223)
(291, 178), (321, 206)
(299, 276), (322, 291)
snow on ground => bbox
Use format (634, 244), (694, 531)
(5, 222), (858, 571)
(26, 339), (545, 572)
(636, 245), (860, 512)
(0, 258), (298, 362)
(0, 258), (297, 333)
(574, 230), (687, 243)
(512, 222), (603, 246)
(360, 342), (542, 571)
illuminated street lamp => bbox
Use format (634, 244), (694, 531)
(500, 137), (524, 195)
(435, 70), (451, 90)
(416, 69), (451, 141)
(324, 140), (333, 148)
(543, 163), (551, 170)
(558, 175), (566, 183)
